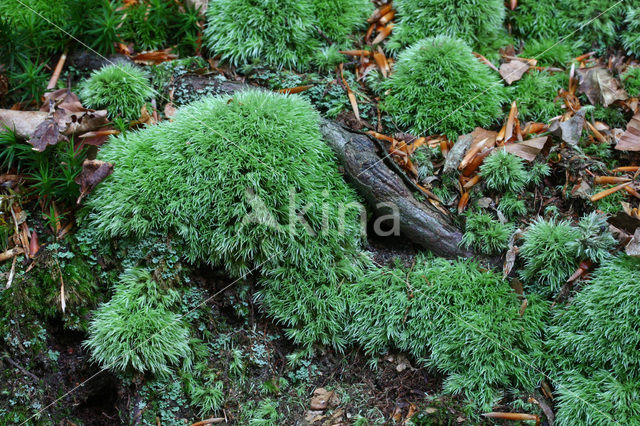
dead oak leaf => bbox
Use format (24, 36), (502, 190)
(504, 136), (549, 161)
(615, 111), (640, 151)
(75, 159), (114, 204)
(499, 60), (529, 85)
(29, 119), (67, 152)
(577, 67), (628, 107)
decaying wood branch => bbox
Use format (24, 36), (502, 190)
(319, 120), (469, 258)
(193, 80), (468, 257)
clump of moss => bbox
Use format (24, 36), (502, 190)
(547, 255), (640, 425)
(567, 212), (616, 263)
(512, 71), (564, 122)
(558, 0), (626, 53)
(204, 0), (317, 70)
(622, 66), (640, 98)
(84, 268), (193, 376)
(519, 217), (581, 296)
(85, 90), (366, 349)
(388, 0), (505, 51)
(117, 0), (201, 54)
(507, 0), (563, 41)
(461, 211), (514, 254)
(499, 192), (528, 219)
(380, 36), (507, 139)
(480, 150), (529, 193)
(521, 39), (576, 67)
(622, 7), (640, 57)
(79, 63), (156, 120)
(203, 0), (370, 70)
(349, 256), (548, 410)
(86, 90), (363, 277)
(310, 0), (372, 43)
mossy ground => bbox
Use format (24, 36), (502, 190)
(2, 0), (640, 424)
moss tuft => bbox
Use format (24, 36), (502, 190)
(622, 66), (640, 98)
(388, 0), (505, 51)
(480, 150), (528, 193)
(519, 217), (580, 296)
(348, 256), (548, 410)
(84, 268), (192, 376)
(461, 211), (514, 254)
(311, 0), (372, 43)
(547, 255), (640, 425)
(507, 0), (562, 41)
(203, 0), (369, 70)
(520, 39), (576, 67)
(512, 71), (564, 122)
(79, 63), (156, 120)
(380, 36), (507, 139)
(86, 90), (363, 278)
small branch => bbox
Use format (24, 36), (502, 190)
(2, 353), (41, 382)
(47, 49), (68, 90)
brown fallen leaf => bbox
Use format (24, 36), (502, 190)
(615, 111), (640, 151)
(578, 67), (628, 107)
(549, 109), (585, 146)
(29, 119), (67, 152)
(132, 49), (178, 65)
(309, 388), (339, 411)
(276, 85), (312, 94)
(504, 136), (549, 161)
(499, 60), (529, 85)
(75, 159), (114, 204)
(626, 228), (640, 257)
(28, 230), (39, 258)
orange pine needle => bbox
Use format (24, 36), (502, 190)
(339, 50), (371, 57)
(378, 10), (395, 26)
(277, 85), (313, 94)
(371, 23), (394, 45)
(457, 192), (470, 214)
(459, 138), (489, 170)
(590, 181), (633, 202)
(366, 130), (395, 143)
(612, 166), (640, 173)
(462, 174), (481, 190)
(594, 176), (631, 185)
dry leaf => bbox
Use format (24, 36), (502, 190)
(29, 119), (67, 151)
(75, 159), (114, 204)
(578, 67), (628, 107)
(499, 60), (529, 85)
(615, 111), (640, 151)
(132, 49), (178, 65)
(625, 228), (640, 257)
(504, 136), (549, 161)
(549, 109), (585, 146)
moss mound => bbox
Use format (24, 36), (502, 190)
(86, 89), (363, 276)
(84, 268), (192, 376)
(379, 36), (507, 139)
(85, 90), (366, 349)
(79, 63), (156, 120)
(388, 0), (505, 51)
(547, 255), (640, 425)
(512, 71), (565, 122)
(348, 256), (548, 410)
(203, 0), (371, 70)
